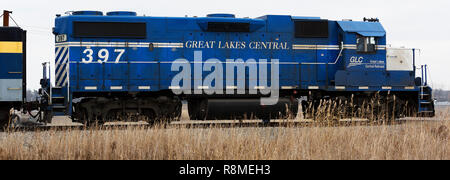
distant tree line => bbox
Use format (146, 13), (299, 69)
(26, 89), (39, 102)
(434, 89), (450, 102)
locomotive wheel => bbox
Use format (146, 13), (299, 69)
(80, 108), (104, 127)
(88, 119), (105, 127)
(143, 109), (164, 126)
(171, 102), (183, 121)
(189, 98), (299, 121)
(80, 109), (91, 126)
(0, 109), (9, 129)
(285, 99), (299, 119)
(188, 99), (208, 120)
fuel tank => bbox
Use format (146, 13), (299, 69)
(188, 98), (299, 120)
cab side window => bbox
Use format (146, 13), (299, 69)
(357, 36), (376, 53)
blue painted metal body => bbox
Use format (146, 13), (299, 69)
(51, 12), (426, 116)
(0, 27), (25, 103)
(0, 53), (23, 79)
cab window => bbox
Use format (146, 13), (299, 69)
(357, 36), (376, 53)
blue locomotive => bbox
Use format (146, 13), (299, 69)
(0, 11), (26, 127)
(0, 10), (435, 126)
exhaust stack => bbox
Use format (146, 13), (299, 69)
(3, 10), (11, 27)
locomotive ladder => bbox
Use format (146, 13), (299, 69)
(42, 62), (68, 116)
(418, 65), (434, 115)
(51, 87), (67, 116)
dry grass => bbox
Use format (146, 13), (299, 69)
(0, 107), (449, 160)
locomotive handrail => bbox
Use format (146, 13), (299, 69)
(421, 64), (428, 86)
(332, 41), (345, 65)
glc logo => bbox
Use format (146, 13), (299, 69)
(350, 56), (364, 63)
(348, 56), (364, 68)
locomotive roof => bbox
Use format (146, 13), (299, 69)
(337, 21), (386, 37)
(54, 12), (386, 40)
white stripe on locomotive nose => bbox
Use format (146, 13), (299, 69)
(55, 56), (69, 85)
(138, 86), (151, 90)
(335, 86), (346, 90)
(110, 86), (123, 90)
(55, 46), (63, 60)
(405, 86), (415, 90)
(55, 47), (68, 68)
(56, 63), (69, 86)
(56, 74), (66, 87)
(62, 77), (68, 87)
(55, 49), (68, 76)
(382, 86), (392, 90)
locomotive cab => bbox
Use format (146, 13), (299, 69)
(334, 20), (391, 88)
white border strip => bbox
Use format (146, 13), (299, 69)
(138, 86), (151, 90)
(281, 86), (296, 90)
(293, 44), (340, 50)
(110, 86), (123, 90)
(359, 86), (369, 90)
(85, 86), (97, 90)
(7, 88), (22, 91)
(56, 42), (184, 48)
(169, 86), (181, 90)
(57, 42), (385, 51)
(197, 86), (210, 90)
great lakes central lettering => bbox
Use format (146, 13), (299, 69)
(185, 41), (290, 50)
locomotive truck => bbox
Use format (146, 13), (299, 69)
(0, 10), (435, 127)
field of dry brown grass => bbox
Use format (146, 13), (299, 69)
(0, 107), (449, 160)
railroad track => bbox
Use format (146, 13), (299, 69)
(1, 119), (425, 133)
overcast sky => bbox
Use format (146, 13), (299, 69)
(3, 0), (450, 90)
